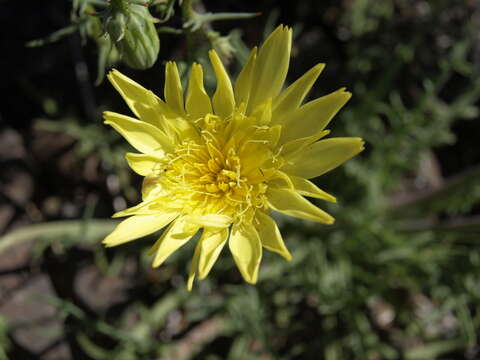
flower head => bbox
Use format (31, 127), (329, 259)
(103, 25), (364, 289)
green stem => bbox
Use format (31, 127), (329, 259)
(388, 164), (480, 216)
(394, 215), (480, 233)
(195, 12), (260, 24)
(181, 0), (194, 22)
(181, 0), (196, 61)
(0, 220), (118, 253)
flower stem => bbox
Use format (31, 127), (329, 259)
(0, 220), (118, 254)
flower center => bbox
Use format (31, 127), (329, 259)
(157, 112), (280, 223)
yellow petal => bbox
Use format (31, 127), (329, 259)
(266, 125), (282, 148)
(103, 111), (173, 155)
(278, 89), (352, 144)
(198, 228), (229, 280)
(165, 116), (201, 143)
(266, 170), (294, 189)
(272, 63), (325, 121)
(240, 144), (273, 176)
(209, 50), (235, 118)
(289, 175), (336, 202)
(187, 239), (202, 291)
(112, 200), (160, 218)
(255, 212), (292, 260)
(164, 62), (185, 115)
(103, 213), (178, 247)
(185, 214), (232, 228)
(251, 98), (272, 126)
(234, 47), (257, 107)
(151, 217), (200, 267)
(186, 63), (212, 120)
(282, 138), (364, 179)
(267, 187), (334, 224)
(107, 70), (167, 128)
(229, 223), (262, 284)
(141, 176), (166, 202)
(240, 125), (282, 170)
(125, 153), (164, 176)
(187, 227), (229, 290)
(247, 25), (292, 114)
(280, 130), (330, 158)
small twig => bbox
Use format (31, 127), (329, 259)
(160, 316), (226, 360)
(0, 219), (118, 254)
(0, 265), (32, 276)
(395, 215), (480, 233)
(70, 32), (97, 122)
(388, 164), (480, 213)
(183, 12), (260, 32)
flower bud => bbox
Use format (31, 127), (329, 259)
(106, 10), (127, 42)
(104, 0), (160, 70)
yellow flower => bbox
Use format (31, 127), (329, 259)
(103, 25), (364, 290)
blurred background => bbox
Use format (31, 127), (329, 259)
(1, 0), (480, 359)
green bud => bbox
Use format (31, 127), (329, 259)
(104, 0), (160, 70)
(81, 5), (120, 85)
(106, 11), (127, 42)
